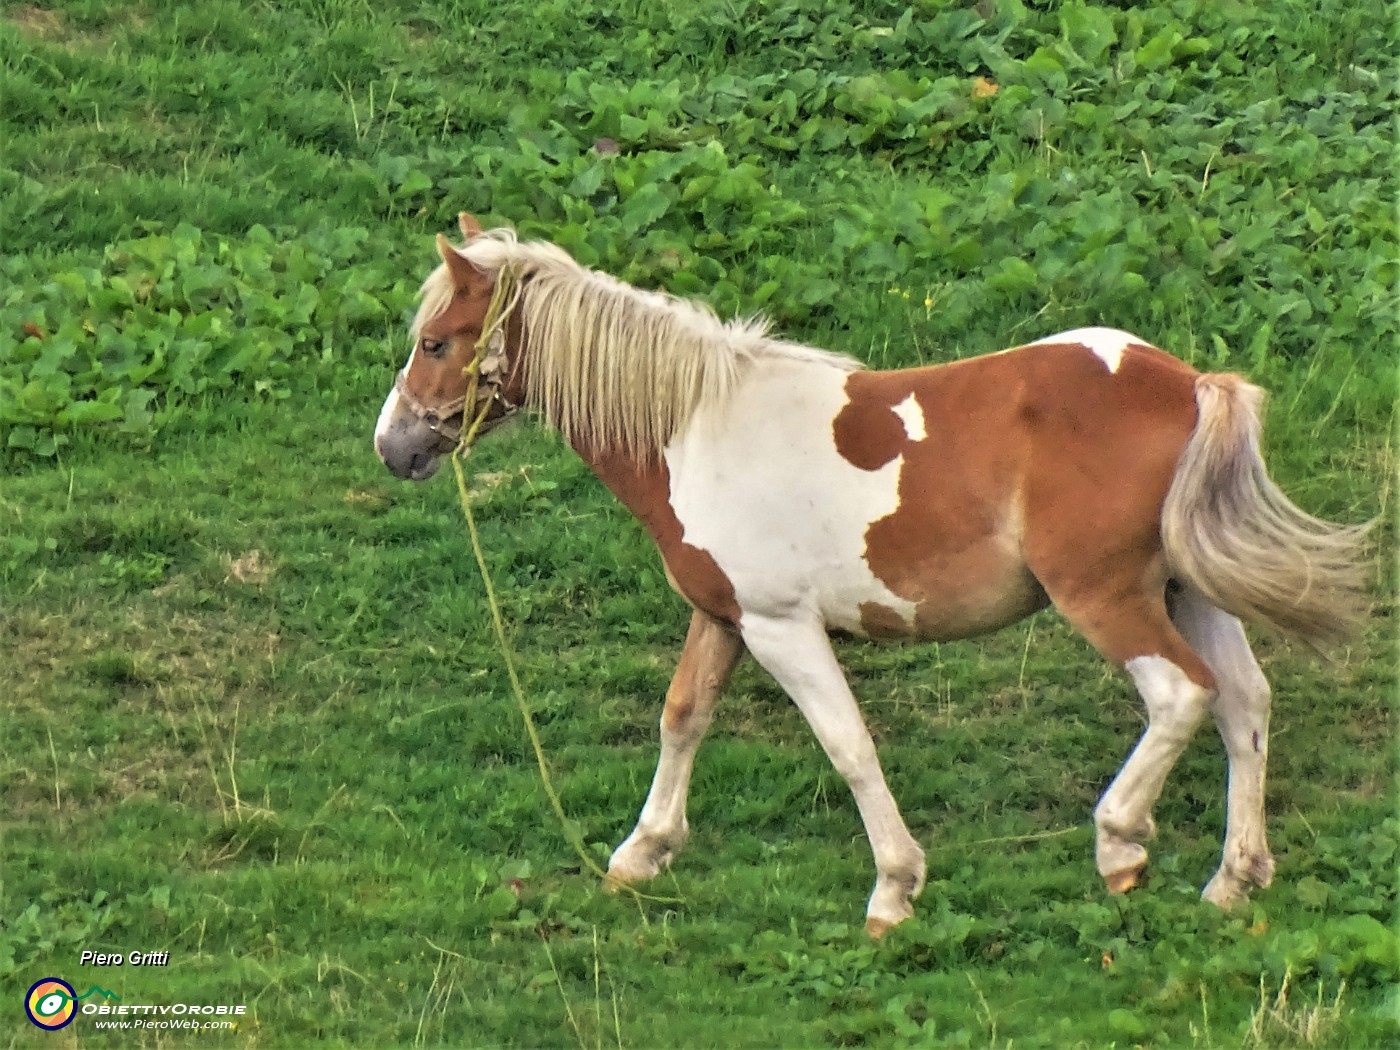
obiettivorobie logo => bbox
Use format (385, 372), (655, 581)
(25, 978), (120, 1031)
(24, 975), (248, 1033)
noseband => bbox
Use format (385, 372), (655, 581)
(394, 271), (523, 449)
(393, 331), (518, 445)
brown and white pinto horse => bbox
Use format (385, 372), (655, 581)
(375, 214), (1369, 936)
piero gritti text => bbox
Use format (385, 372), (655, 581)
(80, 950), (171, 967)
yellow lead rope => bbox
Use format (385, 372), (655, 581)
(450, 272), (680, 910)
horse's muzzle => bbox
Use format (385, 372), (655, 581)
(381, 445), (442, 481)
(375, 390), (455, 481)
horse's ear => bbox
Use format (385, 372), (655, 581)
(458, 212), (483, 240)
(436, 233), (477, 290)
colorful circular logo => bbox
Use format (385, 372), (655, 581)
(26, 978), (77, 1031)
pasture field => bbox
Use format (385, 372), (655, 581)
(1, 0), (1395, 1046)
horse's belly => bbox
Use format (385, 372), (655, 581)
(825, 541), (1049, 641)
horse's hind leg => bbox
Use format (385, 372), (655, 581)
(1050, 587), (1217, 895)
(607, 610), (743, 888)
(1170, 585), (1275, 908)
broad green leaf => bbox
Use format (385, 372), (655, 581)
(620, 182), (671, 235)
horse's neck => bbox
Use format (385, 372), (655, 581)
(568, 437), (676, 537)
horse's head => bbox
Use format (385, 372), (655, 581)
(374, 213), (524, 481)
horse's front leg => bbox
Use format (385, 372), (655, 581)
(606, 610), (744, 888)
(740, 613), (926, 937)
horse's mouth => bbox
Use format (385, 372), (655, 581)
(406, 452), (441, 481)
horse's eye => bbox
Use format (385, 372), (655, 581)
(421, 337), (447, 357)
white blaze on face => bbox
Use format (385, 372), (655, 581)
(374, 345), (415, 455)
(374, 386), (402, 445)
(1030, 326), (1142, 375)
(664, 359), (917, 633)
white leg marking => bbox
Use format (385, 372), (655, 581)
(607, 718), (711, 885)
(891, 394), (926, 441)
(740, 613), (925, 934)
(608, 614), (740, 887)
(1096, 655), (1212, 890)
(1171, 588), (1274, 908)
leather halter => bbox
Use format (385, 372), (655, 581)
(393, 369), (468, 441)
(394, 274), (524, 448)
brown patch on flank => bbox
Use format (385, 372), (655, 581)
(575, 443), (742, 627)
(834, 365), (1048, 640)
(858, 601), (910, 639)
(1012, 343), (1207, 674)
(833, 388), (906, 472)
(832, 340), (1209, 646)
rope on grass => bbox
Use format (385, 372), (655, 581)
(451, 455), (682, 910)
(450, 273), (681, 910)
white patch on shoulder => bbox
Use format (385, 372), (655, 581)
(891, 394), (926, 442)
(665, 361), (918, 635)
(1030, 326), (1143, 375)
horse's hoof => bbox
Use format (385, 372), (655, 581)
(602, 860), (657, 891)
(605, 838), (670, 890)
(1103, 863), (1147, 895)
(1201, 878), (1244, 910)
(865, 916), (897, 939)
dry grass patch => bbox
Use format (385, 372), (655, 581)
(225, 548), (275, 586)
(7, 4), (63, 37)
(1244, 967), (1349, 1048)
(0, 596), (290, 821)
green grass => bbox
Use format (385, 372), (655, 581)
(2, 0), (1395, 1046)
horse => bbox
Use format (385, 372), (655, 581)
(374, 213), (1370, 937)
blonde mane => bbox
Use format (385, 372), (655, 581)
(415, 228), (860, 458)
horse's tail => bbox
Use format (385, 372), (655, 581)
(1161, 373), (1372, 650)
